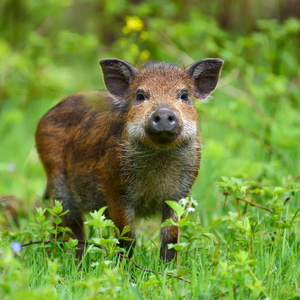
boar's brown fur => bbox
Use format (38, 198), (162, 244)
(36, 58), (223, 261)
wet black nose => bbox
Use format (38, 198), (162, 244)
(149, 108), (179, 132)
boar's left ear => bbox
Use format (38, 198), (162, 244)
(100, 59), (138, 99)
(186, 58), (223, 100)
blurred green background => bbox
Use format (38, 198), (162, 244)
(0, 0), (299, 221)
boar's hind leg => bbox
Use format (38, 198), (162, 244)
(160, 202), (179, 261)
(62, 203), (84, 241)
(50, 176), (85, 258)
(62, 205), (84, 259)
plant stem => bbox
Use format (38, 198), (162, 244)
(54, 218), (58, 256)
(177, 215), (181, 273)
(119, 260), (127, 288)
(237, 198), (273, 213)
(236, 197), (241, 219)
(40, 223), (48, 269)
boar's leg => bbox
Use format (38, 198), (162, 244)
(61, 204), (85, 241)
(106, 197), (136, 257)
(160, 202), (179, 261)
(62, 208), (85, 258)
(49, 176), (85, 258)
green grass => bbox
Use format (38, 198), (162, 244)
(1, 181), (299, 299)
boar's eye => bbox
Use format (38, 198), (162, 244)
(180, 91), (189, 103)
(136, 93), (145, 101)
(136, 90), (146, 102)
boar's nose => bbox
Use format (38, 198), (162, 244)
(149, 108), (179, 133)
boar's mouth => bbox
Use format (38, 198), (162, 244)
(145, 129), (181, 145)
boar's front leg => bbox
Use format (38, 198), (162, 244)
(160, 202), (179, 261)
(105, 195), (136, 257)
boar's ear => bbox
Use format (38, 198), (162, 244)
(100, 59), (138, 99)
(186, 58), (223, 100)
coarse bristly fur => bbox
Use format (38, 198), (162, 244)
(35, 58), (223, 261)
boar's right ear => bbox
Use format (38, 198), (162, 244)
(186, 58), (223, 100)
(100, 59), (138, 99)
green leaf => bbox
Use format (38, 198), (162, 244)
(236, 251), (248, 263)
(90, 237), (101, 244)
(263, 187), (273, 194)
(36, 207), (46, 218)
(178, 219), (195, 227)
(176, 268), (190, 276)
(85, 207), (114, 229)
(165, 200), (185, 216)
(85, 218), (114, 229)
(243, 217), (251, 232)
(141, 276), (161, 287)
(227, 219), (248, 231)
(118, 236), (133, 241)
(89, 207), (108, 220)
(53, 200), (63, 214)
(120, 225), (131, 237)
(204, 217), (224, 231)
(53, 217), (62, 225)
(168, 242), (189, 251)
(47, 208), (55, 216)
(103, 219), (115, 227)
(37, 215), (45, 223)
(99, 237), (119, 246)
(65, 238), (78, 248)
(252, 188), (261, 194)
(273, 187), (287, 195)
(161, 219), (178, 228)
(59, 210), (70, 217)
(202, 233), (218, 244)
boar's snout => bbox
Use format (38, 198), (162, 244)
(150, 108), (178, 132)
(147, 108), (181, 144)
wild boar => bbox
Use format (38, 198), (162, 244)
(35, 58), (223, 261)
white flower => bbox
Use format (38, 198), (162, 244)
(187, 207), (195, 212)
(190, 197), (198, 206)
(180, 198), (187, 206)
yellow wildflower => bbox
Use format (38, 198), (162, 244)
(123, 16), (144, 35)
